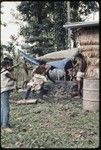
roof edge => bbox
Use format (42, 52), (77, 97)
(63, 21), (99, 29)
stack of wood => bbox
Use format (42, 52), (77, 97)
(79, 27), (99, 79)
(79, 30), (99, 46)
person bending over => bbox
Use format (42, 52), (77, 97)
(18, 60), (55, 104)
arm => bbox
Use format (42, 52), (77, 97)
(31, 67), (37, 77)
(73, 61), (79, 68)
(64, 70), (67, 83)
(46, 70), (55, 83)
(5, 72), (17, 81)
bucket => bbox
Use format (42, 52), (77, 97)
(83, 78), (99, 112)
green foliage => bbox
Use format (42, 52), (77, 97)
(54, 1), (68, 50)
(17, 1), (99, 55)
(70, 1), (99, 21)
(1, 92), (99, 148)
(0, 44), (7, 60)
(17, 1), (55, 56)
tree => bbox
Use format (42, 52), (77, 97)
(70, 1), (99, 22)
(17, 1), (55, 56)
(54, 1), (68, 50)
(70, 1), (99, 47)
(17, 1), (99, 55)
(1, 4), (7, 26)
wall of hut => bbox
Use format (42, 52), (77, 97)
(78, 26), (99, 79)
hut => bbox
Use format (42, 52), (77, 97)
(63, 21), (99, 111)
(63, 21), (99, 79)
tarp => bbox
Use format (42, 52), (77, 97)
(18, 49), (40, 65)
(38, 48), (79, 61)
(17, 49), (76, 69)
(48, 58), (71, 69)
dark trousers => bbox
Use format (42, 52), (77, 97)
(24, 87), (44, 100)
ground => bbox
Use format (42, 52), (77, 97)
(1, 91), (99, 148)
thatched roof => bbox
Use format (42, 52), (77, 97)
(38, 48), (79, 61)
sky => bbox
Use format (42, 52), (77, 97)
(1, 2), (21, 45)
(1, 2), (99, 46)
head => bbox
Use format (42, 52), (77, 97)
(4, 57), (13, 66)
(75, 53), (83, 59)
(39, 60), (46, 67)
(72, 59), (77, 65)
(34, 65), (46, 75)
(23, 58), (27, 63)
(1, 60), (12, 70)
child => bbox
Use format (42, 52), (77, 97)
(1, 60), (17, 132)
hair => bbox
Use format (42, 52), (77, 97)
(1, 60), (11, 68)
(75, 53), (83, 59)
(39, 60), (46, 65)
(50, 65), (56, 70)
(4, 57), (13, 66)
(72, 59), (77, 65)
(34, 65), (46, 75)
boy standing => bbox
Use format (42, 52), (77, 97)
(1, 60), (17, 132)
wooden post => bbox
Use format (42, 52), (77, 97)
(67, 1), (71, 49)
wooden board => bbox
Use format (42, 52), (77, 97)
(17, 99), (37, 104)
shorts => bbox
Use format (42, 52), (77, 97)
(76, 72), (85, 81)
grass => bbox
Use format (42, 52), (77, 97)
(1, 91), (99, 148)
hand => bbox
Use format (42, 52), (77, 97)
(15, 85), (18, 92)
(14, 78), (17, 81)
(64, 80), (67, 86)
(52, 80), (56, 84)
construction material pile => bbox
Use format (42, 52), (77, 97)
(79, 30), (99, 46)
(79, 27), (99, 79)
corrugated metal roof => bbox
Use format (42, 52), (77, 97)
(63, 21), (99, 29)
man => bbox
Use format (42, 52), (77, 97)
(17, 60), (55, 104)
(75, 53), (87, 98)
(64, 59), (77, 82)
(48, 58), (77, 81)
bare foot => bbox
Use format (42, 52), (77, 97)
(17, 100), (26, 104)
(74, 95), (81, 99)
(2, 127), (13, 133)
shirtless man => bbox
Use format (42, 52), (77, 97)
(75, 53), (87, 98)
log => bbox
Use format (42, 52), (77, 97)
(86, 66), (99, 79)
(82, 50), (99, 58)
(17, 99), (37, 104)
(80, 41), (99, 45)
(87, 58), (99, 66)
(79, 33), (99, 45)
(80, 45), (99, 52)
